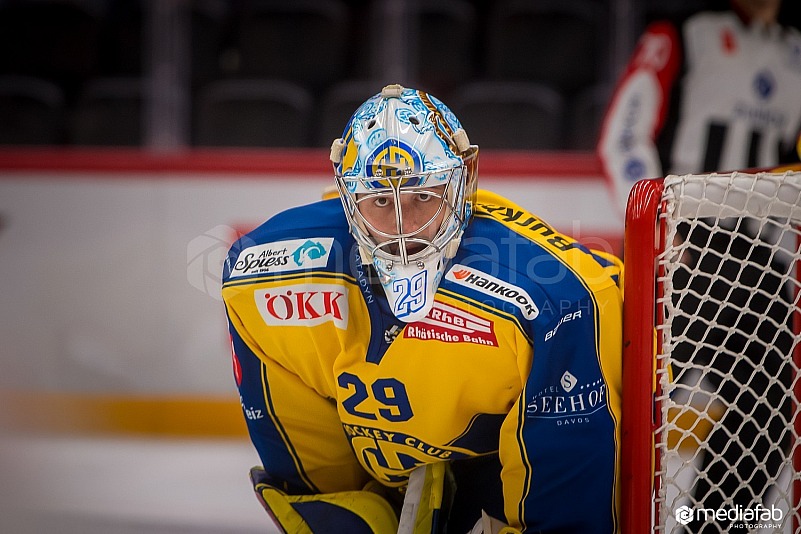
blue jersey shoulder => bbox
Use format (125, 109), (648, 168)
(442, 203), (604, 332)
(222, 198), (353, 283)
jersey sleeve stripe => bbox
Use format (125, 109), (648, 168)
(259, 361), (320, 493)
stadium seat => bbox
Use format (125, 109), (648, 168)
(0, 75), (66, 145)
(314, 79), (390, 148)
(97, 0), (144, 77)
(446, 81), (566, 150)
(230, 0), (351, 91)
(485, 0), (610, 95)
(568, 83), (613, 150)
(411, 0), (478, 96)
(194, 79), (314, 147)
(189, 0), (233, 89)
(70, 77), (144, 146)
(0, 1), (101, 100)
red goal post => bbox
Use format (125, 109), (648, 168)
(621, 169), (801, 533)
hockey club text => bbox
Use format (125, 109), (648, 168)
(342, 422), (472, 484)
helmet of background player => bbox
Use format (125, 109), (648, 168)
(330, 84), (478, 323)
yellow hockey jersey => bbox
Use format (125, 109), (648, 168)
(222, 189), (623, 533)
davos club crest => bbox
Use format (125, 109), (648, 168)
(366, 139), (423, 178)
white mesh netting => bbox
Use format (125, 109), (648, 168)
(655, 171), (801, 533)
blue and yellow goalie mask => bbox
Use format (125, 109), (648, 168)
(330, 84), (478, 323)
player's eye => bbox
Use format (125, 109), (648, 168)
(373, 196), (391, 208)
(417, 193), (432, 202)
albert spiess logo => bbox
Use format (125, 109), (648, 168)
(675, 505), (694, 525)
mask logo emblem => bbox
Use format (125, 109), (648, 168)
(366, 139), (422, 178)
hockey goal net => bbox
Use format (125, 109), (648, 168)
(621, 170), (801, 533)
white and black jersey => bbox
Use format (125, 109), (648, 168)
(599, 9), (801, 211)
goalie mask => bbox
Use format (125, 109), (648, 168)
(331, 84), (478, 323)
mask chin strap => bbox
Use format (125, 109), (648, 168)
(444, 237), (461, 260)
(359, 245), (375, 266)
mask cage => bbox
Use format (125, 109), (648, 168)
(336, 161), (473, 267)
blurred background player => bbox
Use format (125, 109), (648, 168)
(598, 0), (801, 211)
(222, 85), (624, 533)
(599, 1), (801, 531)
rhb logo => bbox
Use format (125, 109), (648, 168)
(255, 284), (348, 329)
(404, 300), (498, 347)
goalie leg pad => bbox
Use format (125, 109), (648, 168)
(250, 467), (399, 534)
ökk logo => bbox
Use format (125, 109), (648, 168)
(255, 284), (349, 329)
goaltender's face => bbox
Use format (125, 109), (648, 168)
(730, 0), (781, 24)
(356, 185), (449, 257)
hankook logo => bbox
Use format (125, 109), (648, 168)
(446, 264), (539, 319)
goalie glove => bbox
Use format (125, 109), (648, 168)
(250, 466), (399, 533)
